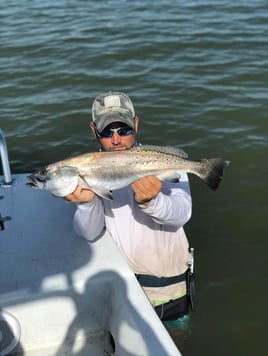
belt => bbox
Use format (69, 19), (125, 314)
(153, 292), (187, 307)
(136, 270), (188, 288)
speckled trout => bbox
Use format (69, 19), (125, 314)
(26, 145), (229, 199)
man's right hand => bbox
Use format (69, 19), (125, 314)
(64, 185), (96, 203)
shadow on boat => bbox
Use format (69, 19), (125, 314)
(0, 176), (178, 355)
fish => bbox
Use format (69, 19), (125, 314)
(26, 145), (230, 199)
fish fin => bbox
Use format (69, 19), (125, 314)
(198, 159), (230, 190)
(134, 145), (188, 158)
(92, 189), (114, 200)
(78, 175), (92, 189)
(157, 172), (181, 183)
(79, 175), (113, 200)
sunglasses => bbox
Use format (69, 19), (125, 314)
(95, 124), (134, 138)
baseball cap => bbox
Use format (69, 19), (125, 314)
(92, 92), (135, 132)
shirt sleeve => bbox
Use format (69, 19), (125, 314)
(73, 195), (105, 241)
(138, 173), (192, 227)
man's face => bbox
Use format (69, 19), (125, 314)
(90, 117), (139, 151)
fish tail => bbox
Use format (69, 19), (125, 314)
(198, 158), (230, 190)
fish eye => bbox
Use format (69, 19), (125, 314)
(36, 168), (48, 177)
(40, 169), (47, 176)
(35, 168), (48, 181)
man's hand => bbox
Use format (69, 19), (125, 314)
(64, 185), (95, 203)
(131, 176), (162, 205)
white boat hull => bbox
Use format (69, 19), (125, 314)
(0, 174), (181, 355)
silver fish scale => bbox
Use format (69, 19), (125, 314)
(130, 145), (189, 159)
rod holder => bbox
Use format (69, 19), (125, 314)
(0, 129), (13, 186)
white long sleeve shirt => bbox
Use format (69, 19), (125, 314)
(73, 173), (192, 304)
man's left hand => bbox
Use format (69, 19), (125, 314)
(131, 176), (162, 205)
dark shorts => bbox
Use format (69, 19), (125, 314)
(154, 294), (190, 321)
(136, 269), (195, 322)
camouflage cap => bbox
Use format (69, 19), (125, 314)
(92, 92), (135, 132)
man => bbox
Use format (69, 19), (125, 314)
(66, 91), (193, 321)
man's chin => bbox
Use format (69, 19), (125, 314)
(110, 147), (127, 151)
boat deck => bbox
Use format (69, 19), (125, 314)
(0, 173), (180, 355)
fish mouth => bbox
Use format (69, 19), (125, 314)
(26, 175), (38, 187)
(26, 169), (48, 188)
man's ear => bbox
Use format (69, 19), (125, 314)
(89, 122), (97, 137)
(134, 116), (139, 133)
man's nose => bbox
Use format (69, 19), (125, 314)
(111, 132), (121, 144)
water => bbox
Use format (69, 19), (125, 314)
(1, 0), (268, 354)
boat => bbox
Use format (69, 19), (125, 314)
(0, 129), (181, 355)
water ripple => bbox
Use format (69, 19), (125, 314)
(0, 0), (267, 171)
